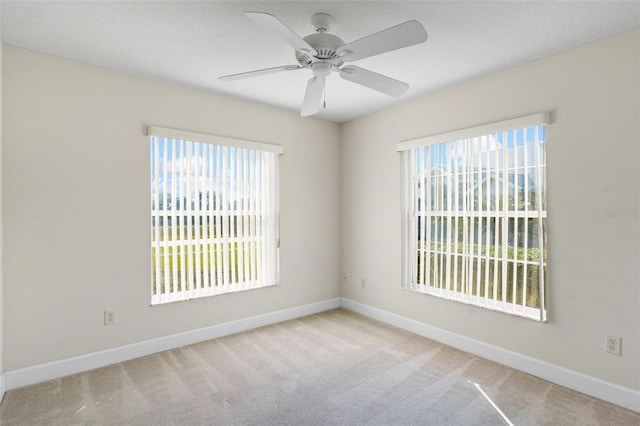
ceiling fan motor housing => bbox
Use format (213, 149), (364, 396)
(296, 33), (345, 66)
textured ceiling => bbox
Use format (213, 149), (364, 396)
(2, 1), (639, 123)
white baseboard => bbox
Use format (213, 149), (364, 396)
(0, 373), (5, 402)
(4, 298), (341, 391)
(340, 298), (640, 413)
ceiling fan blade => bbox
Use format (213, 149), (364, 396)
(246, 12), (318, 56)
(301, 76), (325, 117)
(218, 65), (304, 81)
(339, 65), (409, 97)
(336, 20), (427, 62)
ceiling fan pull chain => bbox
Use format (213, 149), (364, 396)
(323, 84), (327, 109)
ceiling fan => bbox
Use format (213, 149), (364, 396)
(219, 12), (428, 117)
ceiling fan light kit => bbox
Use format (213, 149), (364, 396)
(219, 12), (428, 117)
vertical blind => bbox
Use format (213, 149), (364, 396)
(148, 127), (282, 305)
(398, 113), (549, 321)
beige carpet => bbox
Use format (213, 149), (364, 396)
(1, 308), (638, 425)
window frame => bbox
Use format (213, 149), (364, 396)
(148, 126), (283, 305)
(398, 113), (550, 321)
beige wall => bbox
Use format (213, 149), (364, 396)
(2, 46), (341, 370)
(340, 29), (639, 390)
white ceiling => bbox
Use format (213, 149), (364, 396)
(2, 1), (639, 123)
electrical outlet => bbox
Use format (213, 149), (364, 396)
(361, 279), (367, 288)
(104, 310), (115, 326)
(605, 334), (621, 356)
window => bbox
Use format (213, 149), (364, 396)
(149, 127), (282, 305)
(398, 113), (549, 321)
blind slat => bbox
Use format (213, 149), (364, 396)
(152, 137), (162, 301)
(170, 139), (179, 296)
